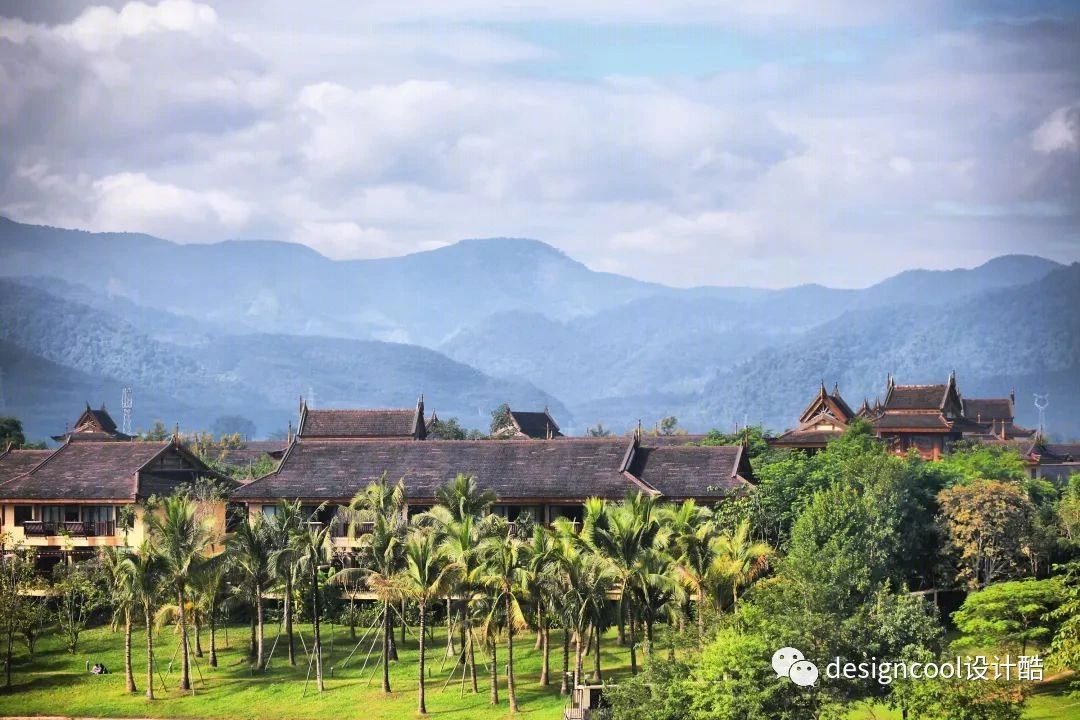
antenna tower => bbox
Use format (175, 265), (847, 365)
(121, 387), (133, 436)
(1034, 393), (1049, 438)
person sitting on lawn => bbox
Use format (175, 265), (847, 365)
(90, 663), (108, 674)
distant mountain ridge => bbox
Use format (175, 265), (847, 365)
(0, 216), (1075, 440)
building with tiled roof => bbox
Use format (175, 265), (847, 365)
(297, 397), (427, 440)
(492, 408), (564, 439)
(770, 381), (856, 451)
(232, 432), (753, 546)
(0, 445), (51, 484)
(1019, 439), (1080, 482)
(961, 393), (1035, 441)
(0, 434), (225, 567)
(51, 403), (131, 442)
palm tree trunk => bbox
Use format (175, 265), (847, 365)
(382, 600), (391, 693)
(646, 617), (654, 651)
(285, 575), (295, 666)
(178, 588), (192, 691)
(144, 603), (155, 700)
(418, 599), (427, 714)
(535, 600), (543, 650)
(560, 626), (570, 695)
(539, 623), (550, 686)
(697, 587), (705, 645)
(592, 623), (602, 682)
(401, 599), (407, 646)
(209, 599), (218, 668)
(506, 594), (519, 713)
(255, 581), (265, 669)
(468, 622), (479, 693)
(617, 601), (625, 645)
(628, 608), (638, 675)
(312, 562), (324, 692)
(248, 612), (256, 658)
(574, 628), (584, 689)
(194, 608), (203, 658)
(489, 634), (499, 705)
(388, 607), (399, 661)
(124, 608), (137, 693)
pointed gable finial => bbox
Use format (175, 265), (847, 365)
(288, 420), (294, 444)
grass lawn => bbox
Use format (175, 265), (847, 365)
(4, 620), (1079, 719)
(0, 619), (636, 719)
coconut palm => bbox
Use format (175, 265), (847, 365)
(432, 509), (486, 693)
(397, 527), (456, 714)
(661, 500), (715, 642)
(191, 553), (229, 668)
(480, 532), (530, 712)
(583, 492), (661, 674)
(434, 473), (495, 523)
(267, 500), (305, 666)
(710, 519), (772, 612)
(343, 476), (408, 693)
(562, 545), (616, 689)
(98, 547), (137, 693)
(290, 508), (333, 692)
(229, 512), (273, 670)
(121, 540), (163, 700)
(145, 494), (212, 691)
(522, 525), (559, 685)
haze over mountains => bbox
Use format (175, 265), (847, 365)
(1, 216), (1077, 442)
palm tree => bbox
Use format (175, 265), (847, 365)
(229, 512), (272, 670)
(562, 546), (616, 689)
(480, 532), (530, 712)
(344, 476), (408, 694)
(661, 500), (715, 642)
(710, 519), (772, 612)
(397, 527), (456, 714)
(523, 525), (558, 686)
(583, 492), (661, 674)
(98, 547), (137, 693)
(267, 500), (305, 666)
(145, 494), (212, 691)
(291, 510), (333, 692)
(122, 540), (163, 700)
(433, 509), (486, 693)
(192, 554), (229, 668)
(434, 473), (495, 523)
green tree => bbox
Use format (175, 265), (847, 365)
(53, 561), (105, 654)
(954, 578), (1064, 654)
(1049, 560), (1080, 675)
(660, 500), (715, 642)
(142, 421), (170, 441)
(290, 509), (333, 692)
(229, 512), (273, 669)
(939, 442), (1028, 484)
(98, 547), (138, 693)
(145, 494), (213, 691)
(267, 500), (305, 666)
(0, 417), (26, 448)
(481, 532), (530, 712)
(397, 527), (455, 714)
(939, 480), (1034, 588)
(710, 519), (772, 612)
(0, 544), (36, 689)
(490, 403), (513, 436)
(192, 554), (229, 667)
(435, 473), (495, 522)
(122, 541), (163, 700)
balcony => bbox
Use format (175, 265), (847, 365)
(21, 520), (116, 537)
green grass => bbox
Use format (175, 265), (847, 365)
(4, 621), (1079, 719)
(1, 619), (635, 719)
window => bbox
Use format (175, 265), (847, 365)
(262, 504), (280, 518)
(64, 506), (80, 523)
(40, 505), (63, 523)
(14, 505), (33, 526)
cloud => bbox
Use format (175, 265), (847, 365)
(1032, 104), (1080, 153)
(291, 221), (394, 259)
(0, 1), (1078, 287)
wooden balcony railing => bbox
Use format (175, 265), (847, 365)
(20, 520), (116, 537)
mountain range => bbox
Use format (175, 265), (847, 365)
(0, 216), (1076, 442)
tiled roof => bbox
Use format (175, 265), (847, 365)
(627, 445), (749, 499)
(216, 441), (288, 468)
(884, 385), (947, 410)
(771, 429), (844, 446)
(872, 413), (953, 430)
(299, 408), (419, 439)
(0, 440), (216, 501)
(0, 448), (51, 484)
(509, 410), (563, 439)
(232, 438), (750, 503)
(963, 398), (1013, 422)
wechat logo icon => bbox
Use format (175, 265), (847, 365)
(772, 647), (819, 687)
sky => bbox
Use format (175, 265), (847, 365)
(0, 0), (1077, 288)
